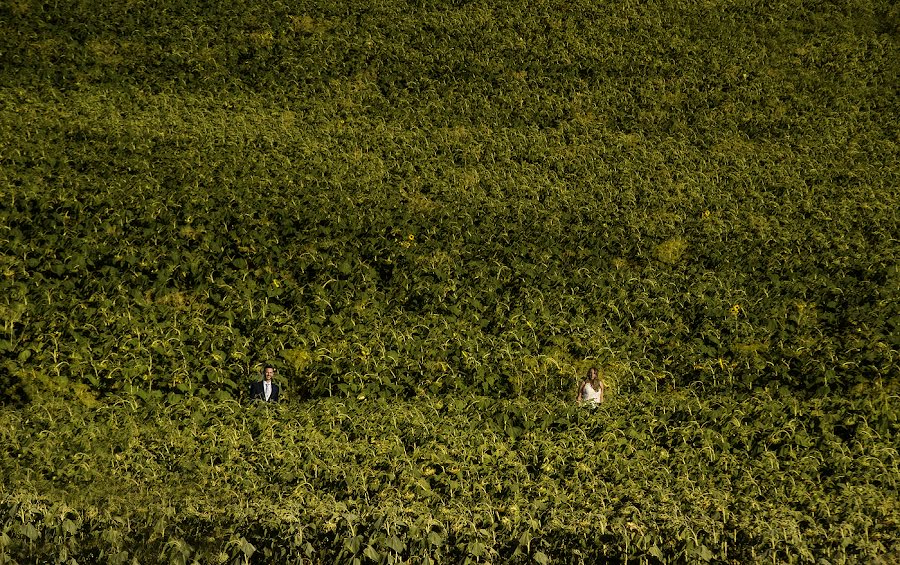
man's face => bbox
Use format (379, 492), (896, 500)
(264, 367), (274, 382)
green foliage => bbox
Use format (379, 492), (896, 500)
(0, 390), (898, 562)
(0, 0), (898, 559)
(1, 0), (898, 401)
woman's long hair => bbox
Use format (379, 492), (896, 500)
(586, 367), (599, 386)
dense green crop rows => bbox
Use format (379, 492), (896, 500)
(2, 0), (898, 400)
(1, 0), (899, 561)
(1, 389), (898, 562)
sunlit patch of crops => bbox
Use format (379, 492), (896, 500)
(1, 389), (898, 562)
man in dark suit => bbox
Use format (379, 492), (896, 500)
(249, 365), (280, 402)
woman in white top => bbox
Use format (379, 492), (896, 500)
(576, 367), (605, 405)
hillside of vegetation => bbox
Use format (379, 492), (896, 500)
(1, 0), (898, 562)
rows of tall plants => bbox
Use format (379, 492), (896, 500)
(2, 0), (898, 400)
(2, 387), (898, 562)
(1, 0), (898, 560)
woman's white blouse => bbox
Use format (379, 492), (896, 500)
(582, 382), (603, 404)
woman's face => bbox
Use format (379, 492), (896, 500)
(589, 368), (598, 381)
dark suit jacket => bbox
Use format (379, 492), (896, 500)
(249, 380), (280, 402)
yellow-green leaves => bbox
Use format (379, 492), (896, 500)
(2, 390), (898, 561)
